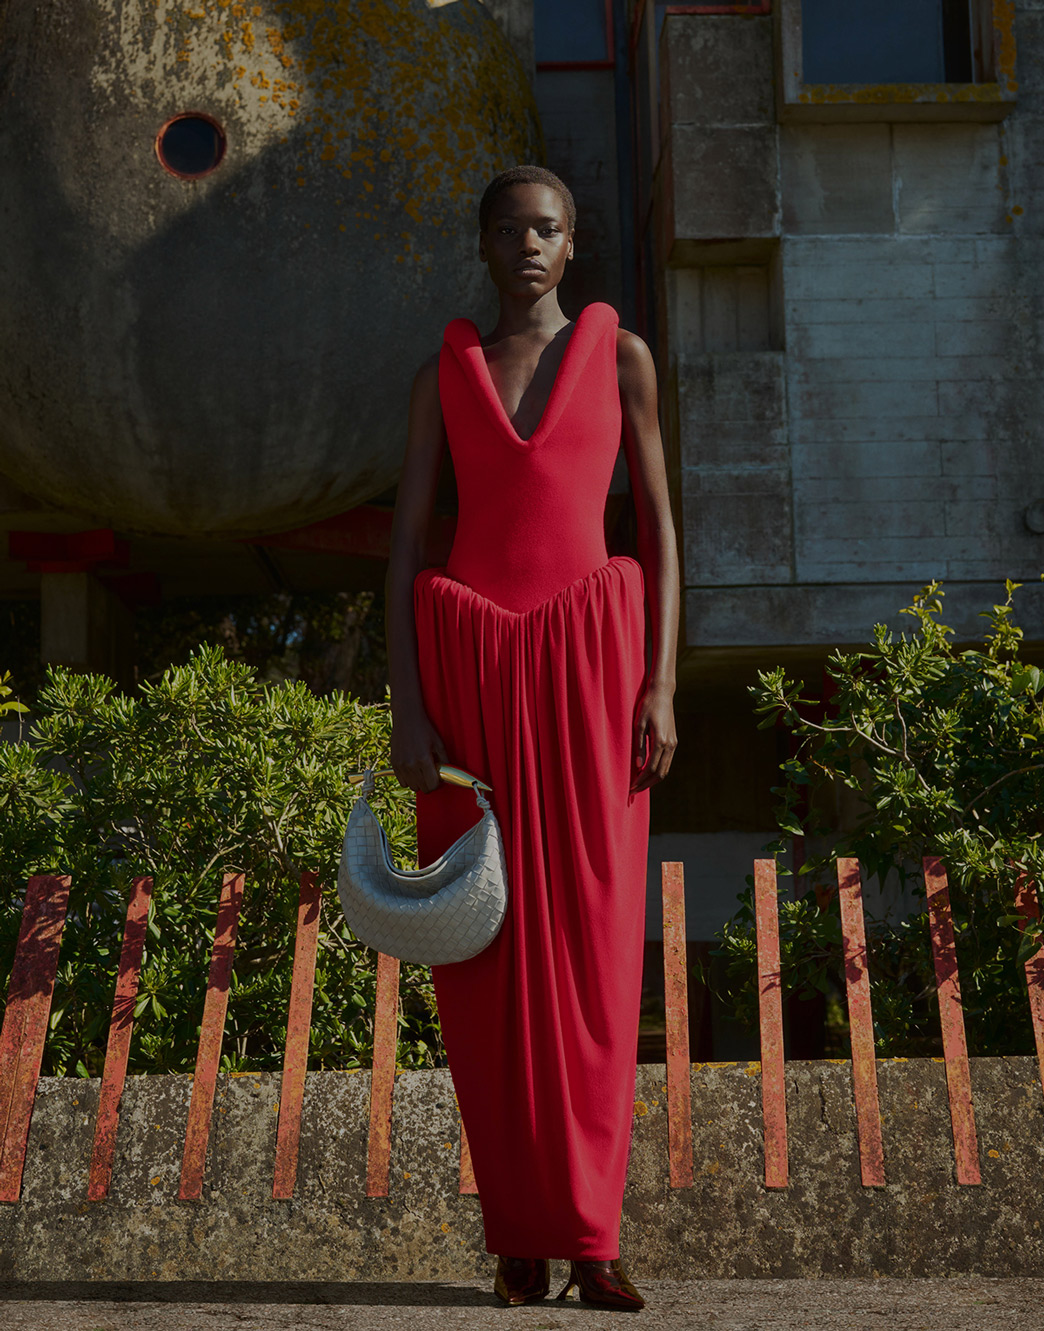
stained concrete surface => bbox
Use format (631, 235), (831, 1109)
(4, 1061), (1044, 1281)
(2, 1278), (1044, 1331)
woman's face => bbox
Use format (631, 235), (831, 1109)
(479, 183), (574, 298)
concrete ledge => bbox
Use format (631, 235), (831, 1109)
(685, 581), (1044, 650)
(0, 1059), (1042, 1281)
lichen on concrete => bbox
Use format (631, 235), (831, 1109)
(1, 1059), (1043, 1281)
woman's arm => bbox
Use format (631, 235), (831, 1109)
(617, 327), (680, 792)
(385, 354), (451, 794)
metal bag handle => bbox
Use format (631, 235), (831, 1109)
(348, 764), (491, 792)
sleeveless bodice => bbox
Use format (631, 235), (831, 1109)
(438, 302), (621, 614)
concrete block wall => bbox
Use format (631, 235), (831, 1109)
(657, 4), (1044, 655)
(3, 1061), (1044, 1281)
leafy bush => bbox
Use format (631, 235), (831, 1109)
(0, 647), (440, 1076)
(714, 582), (1044, 1057)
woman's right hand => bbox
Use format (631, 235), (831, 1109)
(390, 705), (451, 794)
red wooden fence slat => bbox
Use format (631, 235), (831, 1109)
(459, 1118), (477, 1195)
(272, 870), (322, 1201)
(1014, 872), (1044, 1109)
(0, 875), (72, 1203)
(88, 875), (154, 1202)
(754, 859), (788, 1189)
(366, 951), (399, 1198)
(923, 857), (981, 1186)
(836, 859), (885, 1187)
(178, 872), (244, 1202)
(662, 861), (693, 1188)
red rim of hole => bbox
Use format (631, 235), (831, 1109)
(154, 111), (227, 180)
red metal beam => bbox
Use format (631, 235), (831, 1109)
(0, 875), (71, 1203)
(662, 861), (693, 1188)
(10, 528), (130, 574)
(179, 872), (244, 1202)
(9, 529), (118, 563)
(366, 951), (399, 1198)
(836, 859), (885, 1187)
(754, 859), (788, 1189)
(88, 875), (154, 1202)
(272, 871), (322, 1201)
(1014, 872), (1044, 1110)
(923, 857), (981, 1185)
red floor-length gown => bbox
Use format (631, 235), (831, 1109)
(413, 301), (651, 1261)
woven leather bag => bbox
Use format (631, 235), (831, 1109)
(336, 767), (509, 965)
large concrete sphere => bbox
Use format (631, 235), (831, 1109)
(0, 1), (540, 536)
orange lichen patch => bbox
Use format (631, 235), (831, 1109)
(993, 0), (1017, 88)
(142, 0), (538, 264)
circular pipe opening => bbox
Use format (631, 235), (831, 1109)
(155, 112), (226, 180)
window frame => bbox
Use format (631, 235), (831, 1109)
(778, 0), (1017, 122)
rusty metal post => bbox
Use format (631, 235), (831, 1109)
(179, 872), (245, 1201)
(754, 859), (788, 1189)
(836, 859), (885, 1187)
(0, 875), (71, 1203)
(88, 875), (154, 1201)
(662, 861), (693, 1187)
(923, 857), (981, 1186)
(366, 951), (400, 1198)
(272, 870), (322, 1200)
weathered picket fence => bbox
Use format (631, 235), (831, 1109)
(2, 855), (1042, 1211)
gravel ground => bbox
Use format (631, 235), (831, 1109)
(2, 1278), (1043, 1331)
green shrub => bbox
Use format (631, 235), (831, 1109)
(714, 581), (1044, 1057)
(0, 646), (440, 1076)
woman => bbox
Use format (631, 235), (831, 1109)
(385, 165), (679, 1310)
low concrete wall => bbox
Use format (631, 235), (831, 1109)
(1, 1059), (1042, 1281)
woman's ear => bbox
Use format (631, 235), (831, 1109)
(567, 233), (574, 261)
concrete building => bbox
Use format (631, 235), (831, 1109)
(637, 0), (1044, 1047)
(3, 0), (1043, 1052)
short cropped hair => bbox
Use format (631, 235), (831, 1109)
(479, 165), (576, 234)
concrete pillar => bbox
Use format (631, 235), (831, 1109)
(480, 0), (534, 82)
(40, 572), (133, 689)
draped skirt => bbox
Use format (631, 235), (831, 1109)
(413, 555), (651, 1260)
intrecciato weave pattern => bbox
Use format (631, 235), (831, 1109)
(336, 772), (508, 965)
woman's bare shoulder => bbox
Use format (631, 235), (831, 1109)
(615, 327), (655, 392)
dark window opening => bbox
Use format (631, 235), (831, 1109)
(535, 0), (610, 65)
(803, 0), (981, 85)
(156, 113), (226, 180)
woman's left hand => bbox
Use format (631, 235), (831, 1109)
(631, 681), (678, 793)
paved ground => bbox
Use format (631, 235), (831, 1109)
(2, 1278), (1043, 1331)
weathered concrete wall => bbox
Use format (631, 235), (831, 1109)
(657, 5), (1044, 652)
(1, 1059), (1043, 1281)
(0, 0), (540, 537)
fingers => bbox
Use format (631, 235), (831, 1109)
(630, 731), (675, 792)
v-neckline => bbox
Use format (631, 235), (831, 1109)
(461, 305), (593, 449)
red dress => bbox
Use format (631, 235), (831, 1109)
(414, 302), (651, 1261)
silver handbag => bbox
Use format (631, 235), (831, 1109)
(336, 765), (509, 965)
